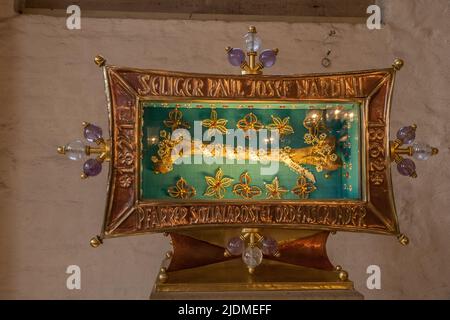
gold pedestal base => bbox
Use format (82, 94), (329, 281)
(151, 259), (362, 300)
(150, 289), (363, 300)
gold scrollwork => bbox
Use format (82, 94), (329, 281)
(163, 108), (190, 131)
(151, 130), (183, 174)
(119, 175), (133, 188)
(301, 111), (340, 173)
(118, 151), (134, 166)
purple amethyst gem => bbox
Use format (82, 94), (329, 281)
(83, 158), (102, 177)
(227, 237), (244, 255)
(84, 124), (103, 142)
(397, 158), (416, 176)
(262, 237), (278, 255)
(259, 49), (277, 68)
(396, 125), (416, 145)
(227, 48), (245, 67)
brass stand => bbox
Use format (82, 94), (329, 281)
(150, 229), (363, 300)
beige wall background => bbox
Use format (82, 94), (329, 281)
(0, 0), (449, 299)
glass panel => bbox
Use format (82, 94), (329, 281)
(141, 101), (361, 201)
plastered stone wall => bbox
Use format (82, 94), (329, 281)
(0, 0), (448, 299)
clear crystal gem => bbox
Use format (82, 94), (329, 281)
(64, 140), (86, 161)
(244, 32), (262, 52)
(242, 246), (263, 268)
(412, 142), (433, 161)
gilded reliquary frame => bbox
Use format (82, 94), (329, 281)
(100, 65), (400, 238)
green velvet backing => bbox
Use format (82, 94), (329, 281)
(141, 101), (360, 201)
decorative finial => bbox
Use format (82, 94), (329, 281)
(57, 146), (65, 155)
(224, 228), (279, 274)
(335, 265), (349, 281)
(390, 124), (438, 178)
(338, 270), (349, 281)
(158, 267), (168, 282)
(90, 235), (103, 248)
(392, 58), (404, 71)
(94, 55), (106, 67)
(397, 233), (409, 246)
(57, 122), (111, 179)
(226, 26), (278, 75)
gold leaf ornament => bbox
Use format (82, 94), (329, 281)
(168, 177), (196, 199)
(202, 109), (228, 135)
(204, 168), (233, 199)
(267, 115), (294, 136)
(292, 175), (316, 199)
(236, 113), (264, 135)
(233, 172), (262, 199)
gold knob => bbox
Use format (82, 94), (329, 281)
(338, 270), (349, 281)
(392, 58), (404, 71)
(90, 236), (102, 248)
(158, 267), (168, 282)
(397, 233), (409, 246)
(94, 55), (106, 67)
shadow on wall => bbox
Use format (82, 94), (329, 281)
(0, 7), (19, 297)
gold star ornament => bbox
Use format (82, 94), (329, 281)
(264, 177), (288, 199)
(204, 168), (233, 199)
(202, 109), (228, 135)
